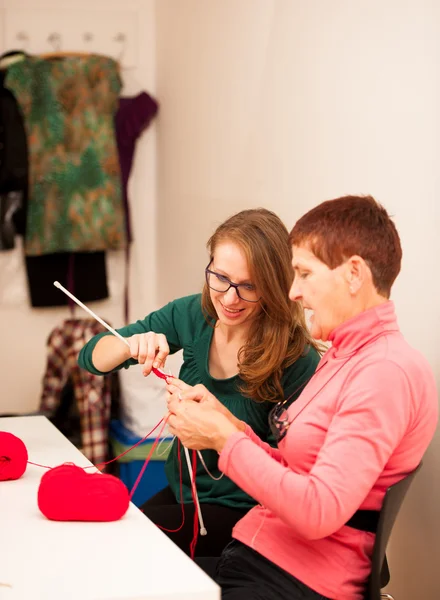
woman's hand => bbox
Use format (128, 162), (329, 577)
(166, 380), (246, 433)
(167, 395), (240, 452)
(127, 332), (169, 376)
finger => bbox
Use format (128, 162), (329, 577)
(166, 377), (190, 392)
(167, 396), (183, 414)
(181, 383), (208, 403)
(167, 414), (179, 430)
(166, 392), (181, 410)
(153, 334), (170, 369)
(143, 333), (158, 376)
(165, 383), (180, 395)
(138, 334), (148, 366)
(165, 385), (185, 402)
(128, 336), (140, 360)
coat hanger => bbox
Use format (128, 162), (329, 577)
(38, 31), (127, 66)
(39, 33), (94, 60)
(40, 51), (93, 59)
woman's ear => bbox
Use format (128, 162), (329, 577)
(345, 255), (366, 294)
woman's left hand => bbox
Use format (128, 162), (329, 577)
(167, 394), (240, 452)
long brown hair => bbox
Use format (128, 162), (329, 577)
(201, 208), (320, 404)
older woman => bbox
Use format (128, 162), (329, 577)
(166, 195), (438, 600)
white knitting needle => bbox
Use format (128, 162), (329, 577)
(53, 280), (208, 535)
(183, 445), (207, 535)
(54, 281), (127, 345)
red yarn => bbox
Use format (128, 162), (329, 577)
(27, 418), (166, 472)
(157, 438), (185, 534)
(189, 449), (199, 559)
(1, 416), (190, 533)
(38, 464), (129, 522)
(128, 417), (168, 501)
(0, 431), (28, 481)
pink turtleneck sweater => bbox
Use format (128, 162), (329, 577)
(218, 302), (438, 599)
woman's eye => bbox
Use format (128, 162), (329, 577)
(300, 272), (309, 279)
(215, 273), (229, 283)
(241, 284), (256, 291)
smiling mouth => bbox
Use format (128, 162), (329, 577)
(221, 304), (245, 314)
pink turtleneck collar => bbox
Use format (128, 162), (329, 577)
(327, 301), (400, 357)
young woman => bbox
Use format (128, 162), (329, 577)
(78, 208), (320, 556)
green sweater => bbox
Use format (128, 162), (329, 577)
(78, 294), (320, 509)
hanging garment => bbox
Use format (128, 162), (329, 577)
(5, 54), (126, 256)
(40, 319), (116, 464)
(0, 51), (28, 248)
(115, 91), (159, 321)
(0, 52), (109, 303)
(25, 251), (109, 307)
(115, 92), (159, 243)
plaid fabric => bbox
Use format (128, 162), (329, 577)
(40, 319), (112, 463)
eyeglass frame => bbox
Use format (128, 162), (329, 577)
(204, 260), (262, 303)
(269, 381), (308, 443)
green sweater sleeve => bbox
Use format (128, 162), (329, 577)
(77, 295), (198, 376)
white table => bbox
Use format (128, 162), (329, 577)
(0, 416), (220, 600)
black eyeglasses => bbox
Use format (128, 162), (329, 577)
(268, 378), (309, 443)
(205, 261), (261, 303)
(269, 402), (291, 443)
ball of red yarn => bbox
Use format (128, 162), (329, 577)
(38, 464), (130, 522)
(0, 431), (28, 481)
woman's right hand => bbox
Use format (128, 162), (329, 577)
(166, 380), (246, 432)
(127, 332), (169, 376)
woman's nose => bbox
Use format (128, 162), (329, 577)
(223, 286), (240, 303)
(289, 279), (302, 302)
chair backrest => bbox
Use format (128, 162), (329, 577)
(365, 463), (422, 600)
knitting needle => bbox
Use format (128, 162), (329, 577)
(183, 445), (207, 535)
(54, 281), (126, 344)
(53, 280), (208, 535)
(53, 281), (169, 379)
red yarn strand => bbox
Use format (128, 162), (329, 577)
(26, 418), (166, 471)
(156, 438), (186, 534)
(128, 418), (168, 501)
(93, 418), (166, 470)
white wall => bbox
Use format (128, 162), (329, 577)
(0, 0), (157, 414)
(156, 1), (440, 598)
(1, 0), (439, 595)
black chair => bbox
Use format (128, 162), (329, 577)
(364, 463), (422, 600)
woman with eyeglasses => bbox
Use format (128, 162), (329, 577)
(166, 196), (438, 600)
(78, 208), (320, 557)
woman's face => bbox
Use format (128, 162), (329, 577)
(208, 241), (262, 329)
(289, 245), (351, 342)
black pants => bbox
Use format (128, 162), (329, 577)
(209, 540), (332, 600)
(141, 486), (248, 557)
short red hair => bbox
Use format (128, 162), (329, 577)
(289, 195), (402, 297)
